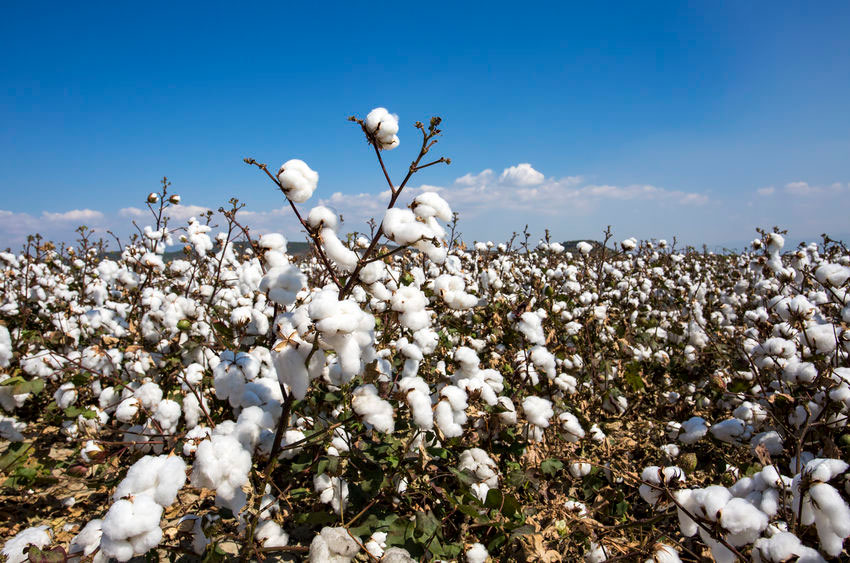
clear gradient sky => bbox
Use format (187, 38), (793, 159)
(1, 1), (848, 249)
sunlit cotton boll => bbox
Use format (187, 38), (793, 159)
(113, 454), (187, 506)
(523, 396), (553, 428)
(277, 159), (319, 203)
(2, 526), (51, 563)
(351, 384), (395, 433)
(100, 495), (164, 562)
(365, 107), (400, 150)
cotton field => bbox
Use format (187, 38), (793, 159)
(2, 111), (850, 562)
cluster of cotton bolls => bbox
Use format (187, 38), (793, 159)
(5, 106), (850, 561)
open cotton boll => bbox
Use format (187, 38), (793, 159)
(2, 525), (51, 563)
(133, 381), (162, 410)
(434, 274), (479, 310)
(585, 541), (608, 562)
(277, 159), (318, 203)
(69, 519), (103, 559)
(0, 415), (26, 441)
(320, 229), (359, 273)
(412, 191), (452, 222)
(364, 107), (400, 150)
(255, 520), (289, 548)
(465, 542), (489, 563)
(399, 376), (433, 430)
(558, 412), (585, 442)
(569, 462), (592, 478)
(678, 416), (708, 444)
(113, 454), (187, 506)
(719, 497), (768, 545)
(458, 448), (499, 488)
(307, 205), (338, 230)
(260, 264), (307, 306)
(100, 495), (164, 562)
(258, 233), (287, 252)
(190, 435), (252, 514)
(752, 531), (826, 562)
(517, 311), (546, 345)
(645, 543), (681, 563)
(313, 474), (349, 514)
(0, 324), (11, 368)
(115, 397), (140, 423)
(351, 384), (395, 433)
(496, 396), (518, 425)
(523, 396), (553, 428)
(364, 531), (387, 558)
(153, 399), (181, 433)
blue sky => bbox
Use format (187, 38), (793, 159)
(1, 1), (848, 249)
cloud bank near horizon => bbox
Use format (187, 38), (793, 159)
(0, 164), (847, 250)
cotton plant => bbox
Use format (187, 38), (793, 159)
(5, 110), (850, 562)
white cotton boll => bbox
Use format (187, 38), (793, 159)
(577, 241), (593, 255)
(0, 325), (11, 368)
(413, 191), (452, 222)
(558, 412), (585, 442)
(383, 208), (429, 245)
(351, 384), (395, 434)
(53, 382), (77, 409)
(710, 418), (748, 443)
(815, 263), (850, 287)
(153, 399), (181, 433)
(523, 396), (553, 428)
(673, 489), (699, 537)
(646, 543), (681, 563)
(585, 541), (608, 562)
(307, 205), (338, 230)
(115, 397), (140, 423)
(321, 229), (359, 273)
(258, 233), (287, 252)
(434, 274), (478, 310)
(279, 429), (306, 459)
(255, 520), (289, 548)
(753, 531), (826, 563)
(313, 475), (349, 515)
(2, 525), (51, 563)
(530, 346), (556, 380)
(277, 159), (318, 203)
(569, 462), (592, 478)
(69, 519), (103, 558)
(100, 495), (164, 561)
(496, 396), (517, 425)
(660, 444), (680, 459)
(190, 435), (252, 513)
(517, 311), (545, 345)
(365, 107), (400, 150)
(678, 417), (708, 444)
(261, 264), (307, 306)
(365, 531), (387, 558)
(719, 497), (768, 545)
(590, 423), (606, 442)
(359, 260), (386, 285)
(435, 400), (463, 437)
(113, 454), (187, 506)
(804, 458), (848, 483)
(809, 483), (850, 555)
(698, 528), (736, 563)
(465, 542), (488, 563)
(399, 377), (433, 430)
(458, 448), (499, 488)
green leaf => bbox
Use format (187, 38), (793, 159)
(540, 458), (563, 476)
(484, 488), (521, 517)
(27, 545), (67, 563)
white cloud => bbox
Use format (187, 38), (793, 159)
(119, 204), (212, 221)
(784, 181), (848, 196)
(41, 209), (104, 222)
(499, 163), (544, 186)
(757, 186), (776, 196)
(455, 169), (494, 186)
